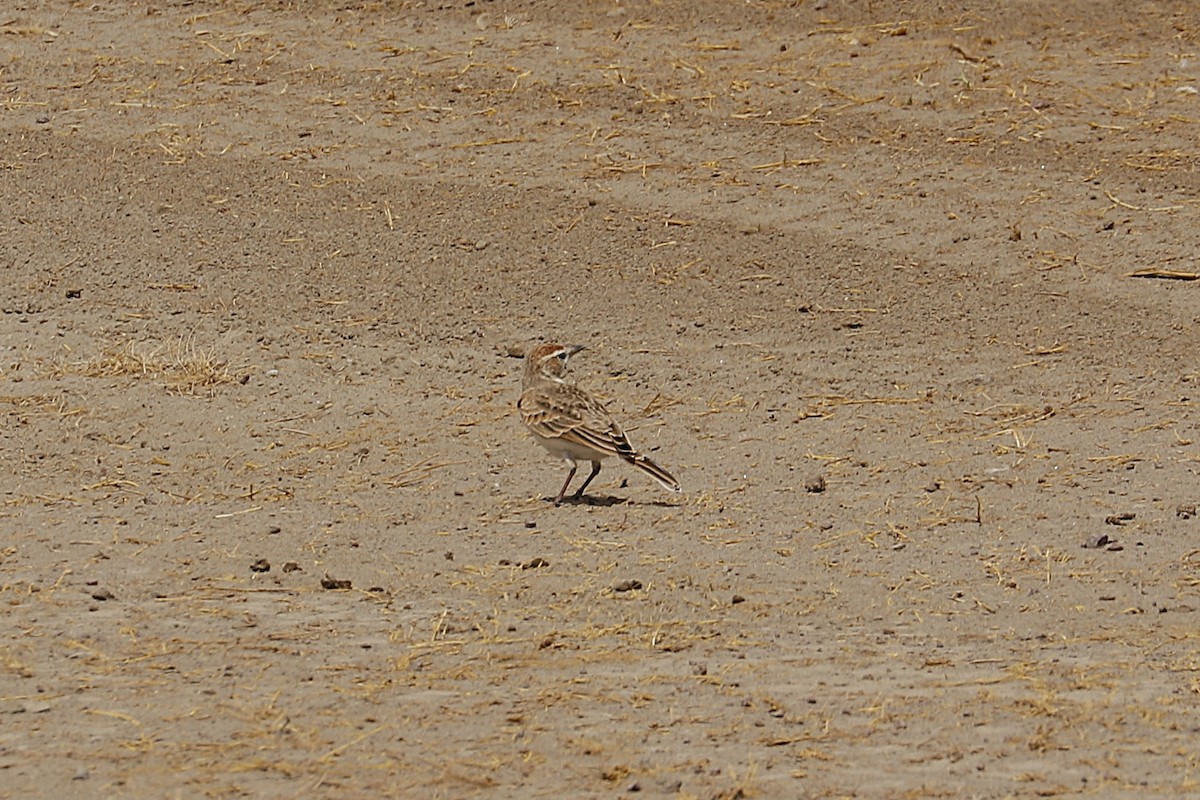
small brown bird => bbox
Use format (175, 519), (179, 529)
(517, 343), (681, 505)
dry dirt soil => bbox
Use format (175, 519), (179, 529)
(3, 1), (1200, 798)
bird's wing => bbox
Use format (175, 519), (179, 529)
(519, 383), (638, 459)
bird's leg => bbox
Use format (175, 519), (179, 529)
(555, 464), (578, 506)
(572, 461), (603, 500)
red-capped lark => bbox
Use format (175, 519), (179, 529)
(517, 343), (682, 506)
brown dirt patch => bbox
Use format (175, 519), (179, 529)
(3, 2), (1199, 797)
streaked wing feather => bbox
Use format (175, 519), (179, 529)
(520, 379), (681, 493)
(520, 384), (629, 449)
(557, 425), (630, 459)
(519, 406), (579, 439)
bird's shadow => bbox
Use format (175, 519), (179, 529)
(548, 494), (678, 508)
(550, 493), (627, 507)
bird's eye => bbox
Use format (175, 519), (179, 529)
(557, 352), (568, 361)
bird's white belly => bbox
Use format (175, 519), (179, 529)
(532, 432), (607, 464)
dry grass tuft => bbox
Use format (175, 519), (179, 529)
(46, 337), (246, 396)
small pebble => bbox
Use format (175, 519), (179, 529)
(321, 575), (352, 590)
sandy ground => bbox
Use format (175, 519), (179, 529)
(3, 1), (1200, 797)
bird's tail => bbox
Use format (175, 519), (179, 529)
(623, 452), (682, 493)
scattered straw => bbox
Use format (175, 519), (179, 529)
(1128, 267), (1200, 281)
(384, 458), (462, 489)
(214, 506), (262, 519)
(318, 724), (390, 763)
(45, 336), (247, 396)
(449, 137), (527, 149)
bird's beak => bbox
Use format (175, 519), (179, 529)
(567, 344), (586, 356)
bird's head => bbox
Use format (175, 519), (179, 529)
(524, 342), (585, 387)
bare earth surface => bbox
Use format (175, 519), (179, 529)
(3, 1), (1200, 797)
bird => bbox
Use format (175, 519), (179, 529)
(517, 342), (682, 506)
